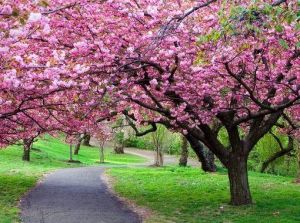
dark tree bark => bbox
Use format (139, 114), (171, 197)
(179, 135), (188, 166)
(74, 134), (86, 155)
(227, 154), (252, 205)
(83, 133), (91, 146)
(114, 145), (125, 154)
(23, 138), (33, 162)
(185, 134), (216, 172)
(204, 147), (216, 171)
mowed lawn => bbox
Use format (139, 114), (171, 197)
(0, 136), (145, 223)
(109, 166), (300, 223)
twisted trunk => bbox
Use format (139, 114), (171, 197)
(74, 135), (84, 155)
(185, 134), (216, 172)
(83, 133), (91, 146)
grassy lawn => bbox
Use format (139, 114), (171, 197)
(109, 166), (300, 223)
(0, 135), (145, 223)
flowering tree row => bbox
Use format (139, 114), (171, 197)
(0, 0), (299, 205)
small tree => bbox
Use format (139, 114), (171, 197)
(179, 135), (188, 167)
(69, 144), (73, 162)
(94, 125), (112, 164)
(151, 125), (170, 167)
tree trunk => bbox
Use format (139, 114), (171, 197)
(154, 147), (163, 166)
(179, 136), (188, 166)
(69, 144), (73, 161)
(204, 147), (216, 171)
(114, 144), (124, 154)
(99, 144), (105, 163)
(227, 155), (252, 205)
(297, 163), (300, 183)
(23, 139), (33, 161)
(83, 133), (91, 146)
(74, 140), (81, 155)
(296, 140), (300, 183)
(185, 134), (216, 172)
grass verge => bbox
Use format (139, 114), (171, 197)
(109, 166), (300, 223)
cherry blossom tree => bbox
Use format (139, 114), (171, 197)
(67, 0), (297, 205)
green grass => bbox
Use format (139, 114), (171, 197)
(0, 135), (145, 223)
(109, 166), (300, 223)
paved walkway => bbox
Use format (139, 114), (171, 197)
(125, 147), (201, 167)
(20, 167), (141, 223)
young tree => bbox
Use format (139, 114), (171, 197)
(151, 125), (169, 167)
(94, 124), (112, 164)
(69, 144), (73, 162)
(179, 135), (188, 167)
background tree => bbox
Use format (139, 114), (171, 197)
(74, 134), (85, 155)
(179, 135), (188, 167)
(82, 133), (91, 147)
(151, 125), (171, 167)
(94, 124), (112, 164)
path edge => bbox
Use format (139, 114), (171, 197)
(101, 169), (152, 223)
(18, 169), (57, 222)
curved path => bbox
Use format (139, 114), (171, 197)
(125, 147), (201, 167)
(20, 167), (141, 223)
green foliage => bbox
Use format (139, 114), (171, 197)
(249, 132), (297, 176)
(109, 166), (300, 223)
(0, 136), (145, 223)
(124, 126), (190, 155)
(115, 131), (125, 144)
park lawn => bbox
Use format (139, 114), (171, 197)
(0, 135), (145, 223)
(109, 166), (300, 223)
